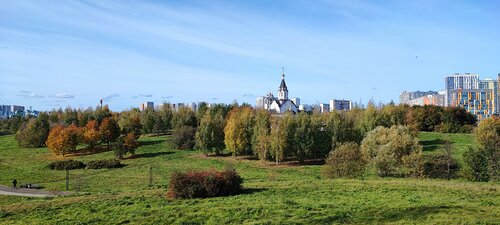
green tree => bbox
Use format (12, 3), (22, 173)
(252, 110), (271, 161)
(140, 108), (155, 134)
(462, 147), (490, 182)
(118, 109), (142, 136)
(15, 113), (50, 148)
(323, 142), (367, 178)
(475, 117), (499, 180)
(361, 126), (423, 177)
(172, 107), (197, 129)
(195, 110), (226, 155)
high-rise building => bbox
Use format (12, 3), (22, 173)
(444, 73), (480, 107)
(140, 102), (154, 111)
(400, 90), (439, 105)
(445, 73), (499, 120)
(329, 99), (352, 111)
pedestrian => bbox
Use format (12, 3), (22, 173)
(12, 179), (17, 189)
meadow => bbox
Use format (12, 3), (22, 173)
(0, 133), (498, 224)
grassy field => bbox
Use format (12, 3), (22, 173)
(0, 133), (498, 224)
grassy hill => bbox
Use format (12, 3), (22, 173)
(0, 133), (498, 224)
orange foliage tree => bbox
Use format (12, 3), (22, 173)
(46, 124), (81, 156)
(99, 117), (120, 150)
(82, 120), (101, 153)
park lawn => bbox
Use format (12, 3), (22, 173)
(418, 131), (476, 164)
(0, 133), (499, 224)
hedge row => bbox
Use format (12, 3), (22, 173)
(167, 168), (242, 199)
(48, 159), (123, 170)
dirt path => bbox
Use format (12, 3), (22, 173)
(0, 185), (72, 198)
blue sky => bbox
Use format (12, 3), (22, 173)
(1, 0), (499, 111)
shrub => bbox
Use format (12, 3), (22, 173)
(361, 126), (423, 177)
(172, 126), (196, 150)
(48, 160), (86, 170)
(421, 154), (459, 179)
(323, 142), (366, 178)
(462, 147), (490, 182)
(167, 168), (243, 199)
(86, 159), (123, 169)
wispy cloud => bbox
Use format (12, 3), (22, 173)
(242, 93), (255, 98)
(139, 94), (153, 98)
(18, 90), (44, 98)
(162, 96), (173, 99)
(53, 92), (75, 98)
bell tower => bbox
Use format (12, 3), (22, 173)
(278, 68), (288, 101)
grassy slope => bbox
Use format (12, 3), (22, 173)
(418, 132), (475, 164)
(0, 134), (499, 224)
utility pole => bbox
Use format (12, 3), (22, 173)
(65, 169), (69, 191)
(148, 166), (153, 188)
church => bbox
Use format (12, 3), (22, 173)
(256, 71), (300, 114)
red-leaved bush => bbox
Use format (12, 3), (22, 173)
(167, 168), (243, 199)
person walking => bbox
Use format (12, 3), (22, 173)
(12, 179), (17, 189)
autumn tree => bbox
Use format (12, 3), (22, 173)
(224, 107), (254, 157)
(15, 113), (50, 148)
(252, 110), (271, 161)
(115, 133), (139, 159)
(195, 110), (226, 155)
(99, 117), (120, 150)
(46, 124), (80, 156)
(82, 120), (101, 153)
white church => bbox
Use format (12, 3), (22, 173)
(256, 71), (300, 114)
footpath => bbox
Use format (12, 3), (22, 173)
(0, 185), (72, 198)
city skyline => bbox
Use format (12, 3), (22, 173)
(1, 0), (500, 111)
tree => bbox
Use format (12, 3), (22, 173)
(172, 107), (197, 129)
(140, 108), (156, 134)
(15, 113), (50, 148)
(158, 105), (173, 132)
(294, 113), (313, 163)
(475, 117), (500, 180)
(323, 142), (367, 178)
(82, 120), (101, 153)
(252, 110), (271, 161)
(269, 117), (285, 164)
(224, 107), (254, 157)
(361, 126), (423, 177)
(118, 109), (142, 136)
(115, 133), (139, 159)
(63, 107), (79, 125)
(46, 124), (80, 156)
(195, 110), (225, 155)
(172, 126), (196, 150)
(99, 117), (120, 150)
(462, 147), (490, 182)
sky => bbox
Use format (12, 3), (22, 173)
(1, 0), (499, 111)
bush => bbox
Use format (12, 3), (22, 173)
(422, 154), (459, 179)
(86, 159), (123, 169)
(323, 142), (366, 178)
(167, 168), (243, 199)
(48, 160), (86, 170)
(361, 126), (423, 177)
(462, 147), (490, 182)
(172, 126), (196, 150)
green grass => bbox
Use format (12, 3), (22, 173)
(418, 132), (475, 163)
(0, 134), (499, 224)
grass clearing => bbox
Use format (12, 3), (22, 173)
(0, 133), (498, 224)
